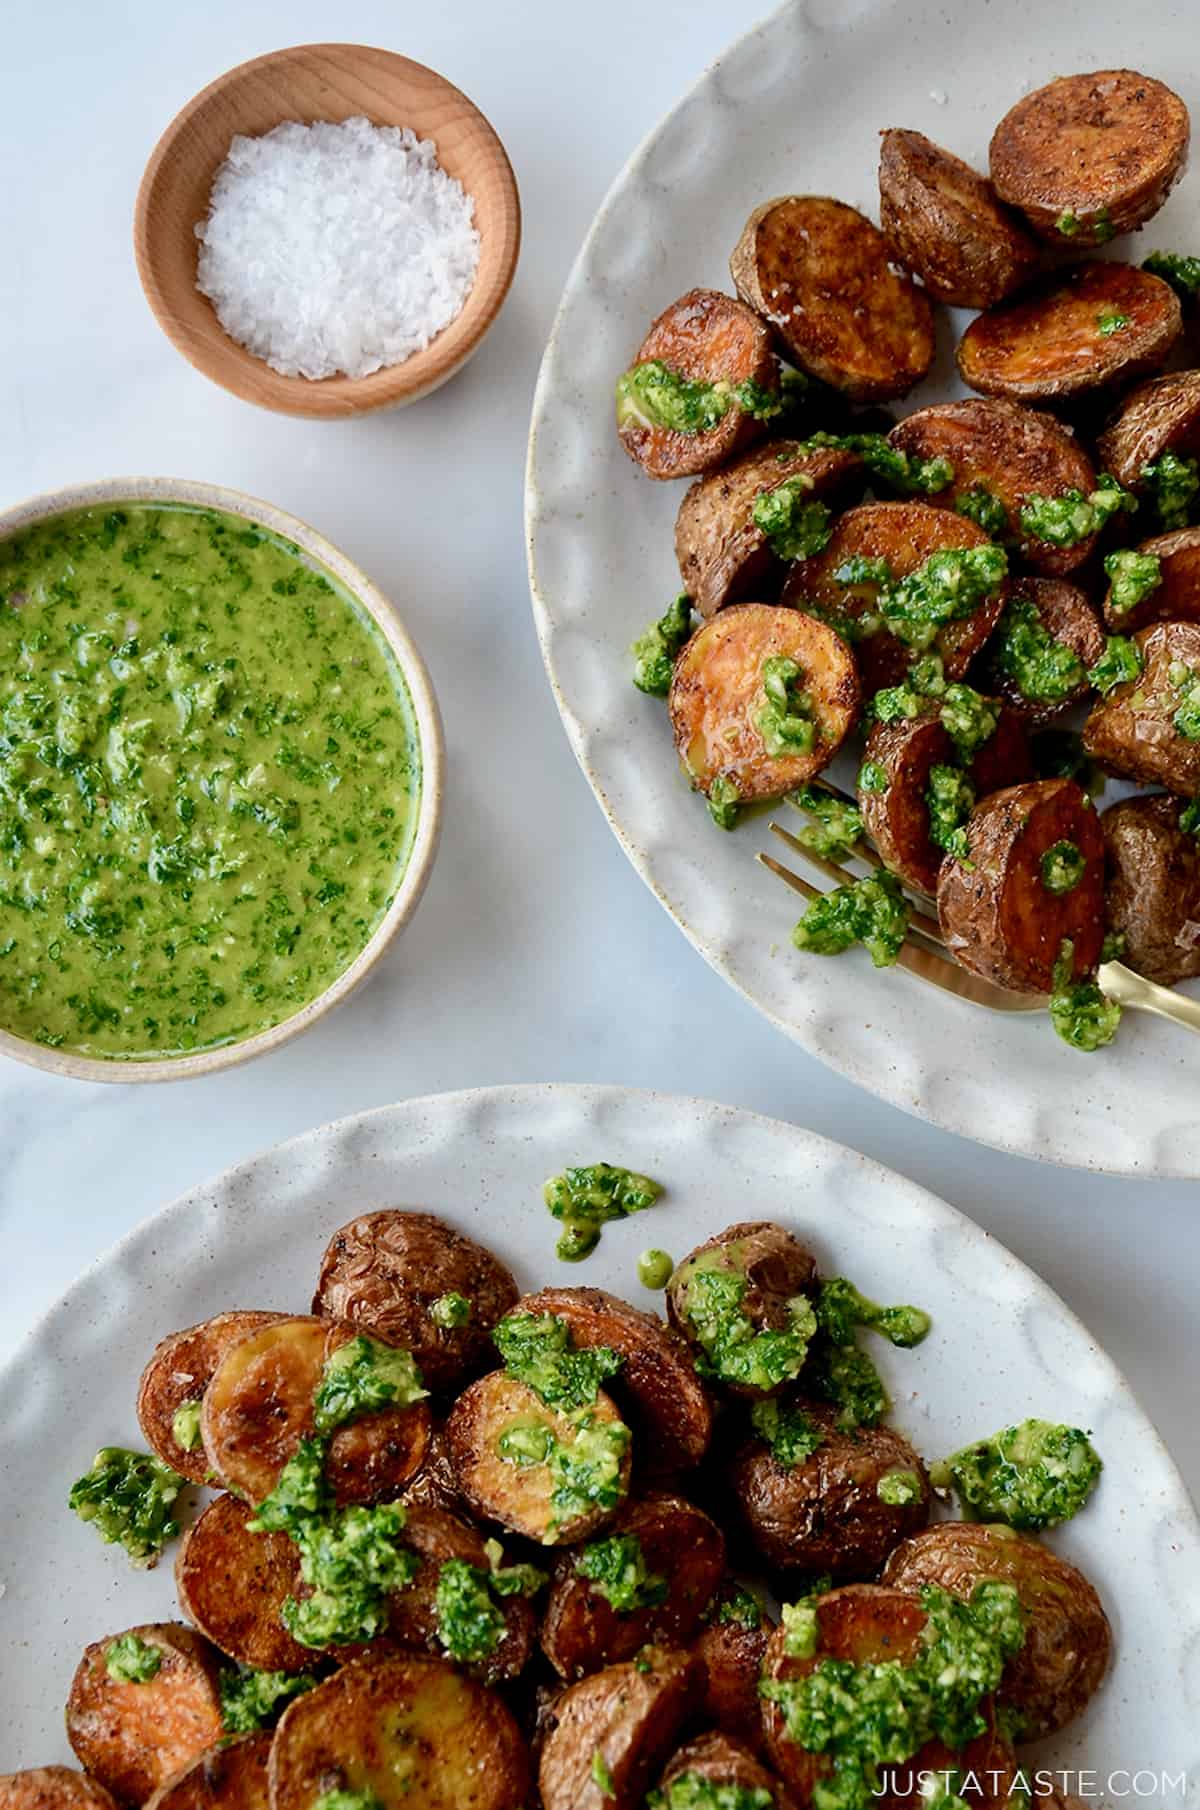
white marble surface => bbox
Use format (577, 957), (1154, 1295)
(0, 0), (1195, 1504)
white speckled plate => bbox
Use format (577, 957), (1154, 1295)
(1, 1084), (1197, 1791)
(525, 0), (1200, 1175)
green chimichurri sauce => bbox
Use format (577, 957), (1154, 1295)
(0, 504), (420, 1059)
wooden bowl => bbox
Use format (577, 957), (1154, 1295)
(0, 476), (444, 1083)
(134, 44), (521, 417)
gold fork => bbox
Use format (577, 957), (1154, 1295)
(759, 777), (1200, 1034)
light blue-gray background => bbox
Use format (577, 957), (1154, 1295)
(1, 0), (1194, 1496)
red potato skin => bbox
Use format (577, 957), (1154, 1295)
(1102, 526), (1200, 632)
(0, 1775), (120, 1810)
(1084, 620), (1200, 793)
(659, 1733), (798, 1810)
(986, 579), (1106, 724)
(141, 1736), (272, 1810)
(690, 1607), (773, 1755)
(878, 129), (1040, 308)
(65, 1626), (226, 1809)
(782, 502), (1007, 694)
(957, 263), (1182, 402)
(1103, 794), (1200, 984)
(989, 69), (1190, 244)
(136, 1311), (286, 1485)
(538, 1648), (704, 1810)
(1097, 371), (1200, 494)
(619, 289), (778, 481)
(174, 1493), (315, 1675)
(937, 778), (1106, 992)
(760, 1587), (1017, 1810)
(887, 399), (1099, 578)
(969, 706), (1035, 798)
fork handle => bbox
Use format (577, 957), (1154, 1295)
(1100, 960), (1200, 1033)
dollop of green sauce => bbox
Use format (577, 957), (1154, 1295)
(925, 764), (974, 861)
(576, 1531), (669, 1611)
(674, 1244), (817, 1391)
(631, 593), (693, 697)
(794, 432), (953, 497)
(876, 1468), (922, 1507)
(857, 760), (889, 795)
(1105, 548), (1163, 616)
(105, 1632), (162, 1683)
(816, 1278), (931, 1350)
(1049, 940), (1122, 1052)
(757, 655), (816, 758)
(1097, 310), (1130, 336)
(1088, 635), (1143, 696)
(615, 362), (781, 435)
(707, 773), (742, 831)
(219, 1665), (317, 1733)
(434, 1556), (508, 1662)
(648, 1775), (776, 1810)
(791, 786), (864, 858)
(171, 1397), (203, 1452)
(494, 1310), (622, 1409)
(68, 1446), (183, 1567)
(1040, 839), (1086, 895)
(954, 485), (1009, 539)
(1143, 250), (1200, 305)
(1143, 451), (1200, 529)
(312, 1334), (427, 1434)
(933, 1417), (1102, 1529)
(637, 1247), (674, 1290)
(806, 1341), (890, 1431)
(718, 1587), (764, 1629)
(429, 1291), (471, 1329)
(501, 1412), (629, 1538)
(0, 504), (420, 1059)
(792, 870), (910, 969)
(751, 483), (832, 562)
(1019, 475), (1135, 547)
(994, 593), (1086, 703)
(1169, 660), (1200, 738)
(543, 1162), (663, 1262)
(832, 545), (1007, 654)
(750, 1397), (824, 1468)
(872, 654), (998, 761)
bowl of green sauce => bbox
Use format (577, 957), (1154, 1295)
(0, 477), (442, 1080)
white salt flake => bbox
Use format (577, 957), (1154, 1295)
(195, 116), (481, 380)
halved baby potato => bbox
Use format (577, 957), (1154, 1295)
(65, 1624), (224, 1807)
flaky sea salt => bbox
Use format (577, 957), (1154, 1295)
(195, 116), (481, 380)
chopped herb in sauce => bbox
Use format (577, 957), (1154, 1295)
(219, 1665), (317, 1732)
(790, 786), (863, 857)
(631, 593), (693, 697)
(68, 1447), (183, 1567)
(637, 1248), (674, 1290)
(1040, 840), (1086, 895)
(430, 1292), (471, 1329)
(708, 775), (741, 831)
(1169, 660), (1200, 738)
(171, 1399), (203, 1452)
(1087, 636), (1142, 696)
(792, 870), (910, 968)
(1143, 250), (1200, 304)
(1049, 939), (1122, 1052)
(248, 1437), (331, 1534)
(1054, 209), (1080, 237)
(876, 1469), (922, 1507)
(806, 1340), (890, 1431)
(857, 760), (889, 795)
(993, 592), (1086, 703)
(105, 1633), (162, 1683)
(1097, 311), (1129, 336)
(757, 656), (816, 757)
(1104, 549), (1162, 616)
(816, 1278), (931, 1349)
(1142, 451), (1200, 529)
(932, 1417), (1102, 1530)
(954, 485), (1009, 539)
(794, 432), (953, 496)
(649, 1774), (776, 1810)
(0, 505), (420, 1059)
(481, 1537), (547, 1598)
(282, 1501), (418, 1648)
(1019, 475), (1135, 547)
(547, 1415), (631, 1534)
(543, 1162), (663, 1262)
(718, 1587), (764, 1629)
(434, 1557), (508, 1662)
(752, 482), (832, 562)
(837, 545), (1007, 653)
(750, 1397), (824, 1468)
(926, 764), (974, 860)
(494, 1311), (622, 1410)
(781, 1599), (821, 1660)
(314, 1791), (384, 1810)
(576, 1532), (669, 1611)
(673, 1248), (816, 1392)
(312, 1335), (427, 1434)
(615, 362), (781, 435)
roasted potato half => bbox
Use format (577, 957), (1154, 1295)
(386, 1502), (537, 1684)
(65, 1624), (225, 1807)
(878, 129), (1039, 309)
(174, 1492), (313, 1674)
(541, 1489), (725, 1680)
(269, 1651), (531, 1810)
(539, 1647), (704, 1810)
(1084, 621), (1200, 794)
(0, 1774), (119, 1810)
(731, 1399), (930, 1578)
(882, 1520), (1111, 1740)
(667, 1221), (820, 1399)
(136, 1311), (286, 1484)
(515, 1286), (713, 1474)
(445, 1369), (631, 1545)
(1102, 527), (1200, 633)
(200, 1314), (431, 1507)
(690, 1589), (774, 1755)
(142, 1737), (271, 1810)
(986, 579), (1105, 725)
(1103, 794), (1200, 985)
(1097, 371), (1200, 497)
(659, 1733), (794, 1809)
(312, 1209), (519, 1392)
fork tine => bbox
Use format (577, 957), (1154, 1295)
(768, 822), (944, 944)
(756, 853), (960, 988)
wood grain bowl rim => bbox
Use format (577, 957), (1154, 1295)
(0, 475), (445, 1083)
(133, 43), (522, 418)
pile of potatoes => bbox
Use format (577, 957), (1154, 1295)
(621, 70), (1200, 997)
(1, 1211), (1110, 1810)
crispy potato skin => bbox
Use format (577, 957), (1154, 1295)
(445, 1370), (631, 1545)
(1103, 526), (1200, 632)
(731, 1400), (931, 1577)
(659, 1732), (796, 1809)
(666, 1222), (820, 1399)
(957, 263), (1182, 402)
(937, 778), (1106, 992)
(386, 1502), (536, 1684)
(516, 1286), (713, 1474)
(882, 1521), (1111, 1740)
(136, 1312), (286, 1485)
(783, 502), (1006, 693)
(312, 1210), (519, 1392)
(541, 1490), (725, 1680)
(760, 1587), (1016, 1809)
(1084, 621), (1200, 793)
(0, 1773), (119, 1810)
(859, 709), (956, 897)
(402, 1423), (470, 1516)
(888, 399), (1098, 577)
(986, 578), (1106, 723)
(142, 1737), (271, 1810)
(174, 1492), (314, 1674)
(731, 197), (933, 402)
(878, 129), (1039, 308)
(200, 1315), (431, 1507)
(668, 605), (860, 803)
(675, 442), (862, 618)
(968, 705), (1035, 798)
(690, 1608), (773, 1755)
(1103, 794), (1200, 984)
(989, 69), (1190, 243)
(619, 289), (777, 480)
(270, 1651), (531, 1810)
(65, 1624), (225, 1808)
(1097, 371), (1200, 494)
(538, 1647), (704, 1810)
